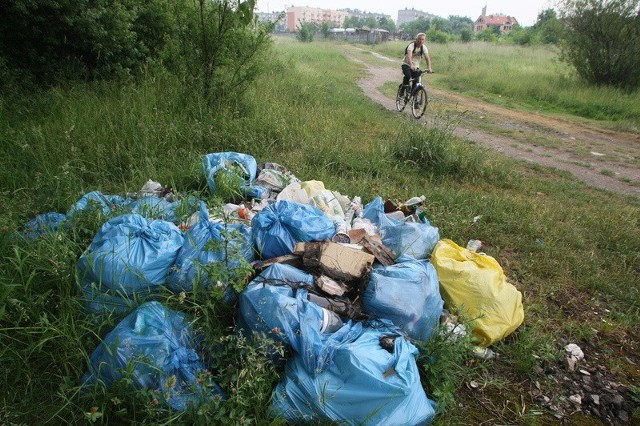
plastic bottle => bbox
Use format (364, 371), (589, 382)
(404, 195), (426, 207)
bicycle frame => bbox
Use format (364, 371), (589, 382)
(396, 69), (430, 119)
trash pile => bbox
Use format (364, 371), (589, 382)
(23, 151), (525, 424)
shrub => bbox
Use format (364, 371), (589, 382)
(558, 0), (640, 89)
(296, 22), (316, 42)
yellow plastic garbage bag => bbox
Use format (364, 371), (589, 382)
(431, 239), (524, 347)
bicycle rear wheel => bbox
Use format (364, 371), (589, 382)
(411, 86), (428, 119)
(395, 84), (408, 112)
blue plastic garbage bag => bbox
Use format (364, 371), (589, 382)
(270, 322), (437, 425)
(363, 197), (439, 260)
(238, 263), (356, 374)
(77, 214), (184, 314)
(167, 206), (254, 294)
(202, 152), (257, 195)
(67, 191), (130, 218)
(364, 259), (444, 342)
(23, 212), (68, 239)
(82, 301), (223, 411)
(252, 200), (336, 259)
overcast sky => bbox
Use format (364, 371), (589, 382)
(256, 1), (556, 27)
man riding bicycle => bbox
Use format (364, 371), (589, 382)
(401, 33), (432, 96)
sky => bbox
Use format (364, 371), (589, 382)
(255, 1), (556, 27)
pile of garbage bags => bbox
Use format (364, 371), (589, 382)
(22, 151), (524, 423)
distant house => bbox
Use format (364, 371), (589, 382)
(474, 6), (518, 33)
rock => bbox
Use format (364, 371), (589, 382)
(591, 394), (600, 405)
(612, 394), (624, 409)
(569, 394), (582, 405)
(618, 410), (629, 422)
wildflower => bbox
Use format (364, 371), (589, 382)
(165, 375), (177, 389)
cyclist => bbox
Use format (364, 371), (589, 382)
(401, 33), (432, 96)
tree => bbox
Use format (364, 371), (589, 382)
(532, 8), (563, 44)
(344, 16), (364, 28)
(165, 0), (272, 104)
(430, 17), (452, 33)
(296, 22), (316, 42)
(401, 17), (431, 36)
(448, 15), (474, 35)
(0, 0), (177, 84)
(378, 17), (396, 32)
(320, 21), (331, 38)
(558, 0), (640, 89)
(0, 0), (272, 99)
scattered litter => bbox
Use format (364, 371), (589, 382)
(565, 343), (584, 372)
(466, 239), (483, 252)
(473, 346), (499, 360)
(590, 151), (605, 157)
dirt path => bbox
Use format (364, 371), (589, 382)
(351, 51), (640, 199)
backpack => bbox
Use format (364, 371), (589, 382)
(404, 42), (424, 56)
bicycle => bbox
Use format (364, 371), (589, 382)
(395, 69), (431, 119)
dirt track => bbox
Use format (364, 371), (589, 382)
(351, 51), (640, 199)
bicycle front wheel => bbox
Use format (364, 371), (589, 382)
(411, 86), (428, 119)
(395, 84), (407, 112)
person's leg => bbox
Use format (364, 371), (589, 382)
(401, 64), (411, 86)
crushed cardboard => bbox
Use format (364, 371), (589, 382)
(294, 241), (375, 283)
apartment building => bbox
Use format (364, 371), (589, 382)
(286, 6), (348, 31)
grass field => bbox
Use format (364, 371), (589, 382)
(1, 37), (638, 424)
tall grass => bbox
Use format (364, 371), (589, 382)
(1, 37), (639, 424)
(375, 41), (640, 130)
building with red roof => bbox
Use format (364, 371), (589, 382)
(474, 5), (518, 33)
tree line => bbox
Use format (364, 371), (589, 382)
(1, 0), (638, 91)
(0, 0), (273, 99)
